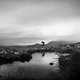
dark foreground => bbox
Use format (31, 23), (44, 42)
(0, 47), (80, 80)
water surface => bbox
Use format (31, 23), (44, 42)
(0, 52), (59, 79)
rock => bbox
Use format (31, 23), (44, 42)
(49, 62), (54, 66)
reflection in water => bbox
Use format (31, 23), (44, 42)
(42, 52), (45, 57)
(0, 53), (59, 79)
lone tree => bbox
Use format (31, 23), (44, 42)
(41, 41), (45, 46)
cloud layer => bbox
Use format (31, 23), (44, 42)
(0, 0), (80, 45)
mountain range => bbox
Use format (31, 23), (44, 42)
(25, 40), (77, 49)
(0, 40), (78, 49)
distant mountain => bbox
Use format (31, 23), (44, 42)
(0, 40), (78, 49)
(25, 41), (76, 49)
(26, 43), (41, 48)
(46, 41), (76, 48)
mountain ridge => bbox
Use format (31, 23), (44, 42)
(0, 41), (78, 49)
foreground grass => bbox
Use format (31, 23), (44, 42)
(0, 46), (80, 80)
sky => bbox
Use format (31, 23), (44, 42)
(0, 0), (80, 45)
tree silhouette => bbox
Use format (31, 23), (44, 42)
(41, 41), (45, 46)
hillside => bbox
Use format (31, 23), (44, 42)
(46, 41), (75, 48)
(0, 41), (77, 49)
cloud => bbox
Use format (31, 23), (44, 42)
(0, 0), (80, 45)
